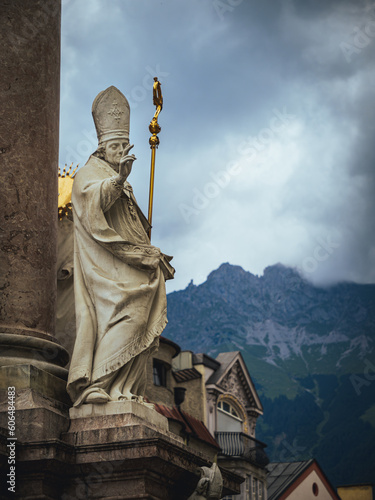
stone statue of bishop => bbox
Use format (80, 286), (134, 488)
(67, 86), (174, 407)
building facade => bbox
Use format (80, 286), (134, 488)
(145, 340), (270, 499)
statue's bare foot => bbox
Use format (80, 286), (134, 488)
(117, 391), (137, 402)
(85, 390), (111, 404)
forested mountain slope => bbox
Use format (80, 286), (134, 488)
(164, 263), (375, 486)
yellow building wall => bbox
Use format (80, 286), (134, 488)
(191, 363), (207, 424)
(175, 375), (206, 422)
(337, 485), (373, 500)
(145, 343), (207, 423)
(145, 343), (175, 406)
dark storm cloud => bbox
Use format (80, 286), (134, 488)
(60, 0), (375, 290)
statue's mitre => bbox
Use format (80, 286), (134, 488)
(92, 86), (130, 144)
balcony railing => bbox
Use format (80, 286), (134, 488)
(215, 432), (270, 468)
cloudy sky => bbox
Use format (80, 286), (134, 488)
(60, 0), (375, 292)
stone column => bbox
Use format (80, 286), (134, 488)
(0, 0), (68, 379)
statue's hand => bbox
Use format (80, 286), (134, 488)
(116, 144), (136, 183)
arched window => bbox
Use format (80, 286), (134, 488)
(217, 399), (243, 433)
(218, 400), (241, 418)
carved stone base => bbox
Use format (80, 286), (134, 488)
(0, 366), (242, 499)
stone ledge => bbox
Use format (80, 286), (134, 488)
(0, 415), (244, 499)
(64, 416), (186, 451)
(69, 400), (168, 431)
(0, 364), (70, 404)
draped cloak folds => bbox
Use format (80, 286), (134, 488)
(66, 155), (173, 403)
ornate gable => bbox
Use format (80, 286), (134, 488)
(205, 353), (263, 437)
(206, 352), (263, 415)
(219, 359), (256, 411)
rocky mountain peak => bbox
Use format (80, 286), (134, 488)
(261, 263), (303, 289)
(206, 262), (256, 285)
(167, 262), (375, 356)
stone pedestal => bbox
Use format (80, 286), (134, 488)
(62, 402), (241, 499)
(0, 365), (70, 498)
(0, 0), (67, 380)
(0, 384), (242, 499)
(0, 365), (70, 441)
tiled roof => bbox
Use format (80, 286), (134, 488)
(154, 403), (185, 423)
(154, 403), (220, 449)
(267, 460), (340, 500)
(206, 352), (239, 385)
(266, 460), (314, 500)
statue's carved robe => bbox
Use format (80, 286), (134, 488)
(66, 155), (173, 405)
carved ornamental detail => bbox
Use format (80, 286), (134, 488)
(248, 416), (257, 437)
(107, 100), (124, 121)
(219, 361), (255, 412)
(206, 391), (218, 414)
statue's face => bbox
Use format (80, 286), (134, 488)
(104, 139), (129, 168)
